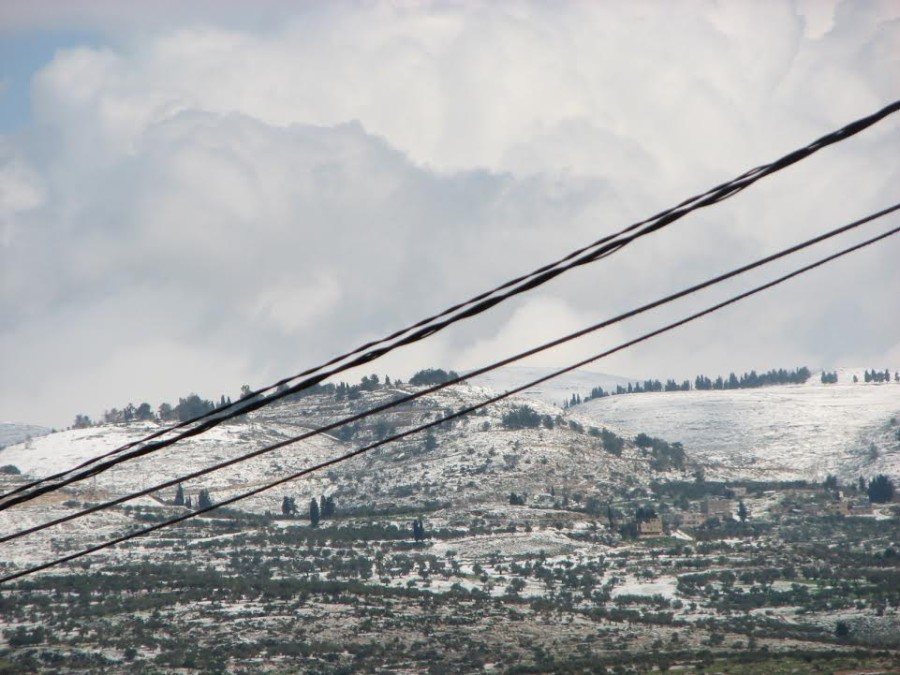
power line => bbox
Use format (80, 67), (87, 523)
(1, 204), (896, 538)
(4, 219), (897, 585)
(3, 101), (898, 510)
(1, 207), (896, 573)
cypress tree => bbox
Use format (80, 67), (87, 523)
(309, 498), (320, 527)
(868, 475), (896, 504)
(197, 489), (213, 510)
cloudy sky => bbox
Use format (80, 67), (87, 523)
(1, 0), (898, 429)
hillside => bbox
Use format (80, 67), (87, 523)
(0, 381), (689, 567)
(2, 371), (900, 673)
(576, 367), (900, 483)
(465, 366), (634, 407)
(0, 422), (51, 450)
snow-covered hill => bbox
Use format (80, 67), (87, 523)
(0, 382), (671, 540)
(466, 366), (633, 407)
(2, 364), (897, 545)
(576, 367), (900, 482)
(0, 422), (51, 450)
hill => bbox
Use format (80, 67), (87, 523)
(0, 381), (687, 564)
(576, 367), (900, 483)
(0, 422), (51, 450)
(2, 370), (900, 673)
(465, 365), (634, 406)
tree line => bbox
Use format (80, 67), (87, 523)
(863, 369), (898, 383)
(71, 367), (465, 430)
(566, 366), (813, 407)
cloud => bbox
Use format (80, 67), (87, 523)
(1, 1), (898, 427)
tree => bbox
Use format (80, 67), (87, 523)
(185, 496), (192, 509)
(282, 496), (296, 515)
(360, 374), (380, 391)
(501, 405), (542, 429)
(635, 506), (657, 523)
(412, 518), (425, 542)
(823, 474), (839, 493)
(835, 621), (850, 639)
(158, 402), (175, 421)
(867, 475), (895, 504)
(309, 498), (320, 527)
(174, 394), (215, 422)
(409, 368), (460, 386)
(174, 484), (185, 506)
(196, 489), (213, 510)
(509, 492), (526, 506)
(738, 500), (749, 522)
(135, 402), (154, 421)
(320, 495), (335, 517)
(73, 414), (92, 429)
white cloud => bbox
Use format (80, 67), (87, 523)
(0, 149), (45, 245)
(1, 0), (899, 427)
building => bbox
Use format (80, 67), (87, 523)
(638, 517), (664, 537)
(703, 498), (733, 518)
(680, 512), (707, 528)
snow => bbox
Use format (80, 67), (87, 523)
(467, 366), (634, 407)
(0, 422), (52, 450)
(610, 575), (679, 599)
(577, 369), (900, 481)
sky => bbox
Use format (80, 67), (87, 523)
(1, 0), (898, 429)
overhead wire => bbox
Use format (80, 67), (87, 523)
(3, 217), (898, 585)
(3, 100), (899, 511)
(0, 202), (897, 561)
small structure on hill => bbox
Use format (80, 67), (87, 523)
(703, 498), (733, 519)
(638, 517), (664, 538)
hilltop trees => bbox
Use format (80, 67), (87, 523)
(73, 414), (93, 429)
(74, 391), (240, 428)
(135, 402), (154, 420)
(694, 366), (811, 390)
(409, 369), (460, 386)
(174, 484), (185, 506)
(174, 395), (216, 422)
(574, 365), (813, 405)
